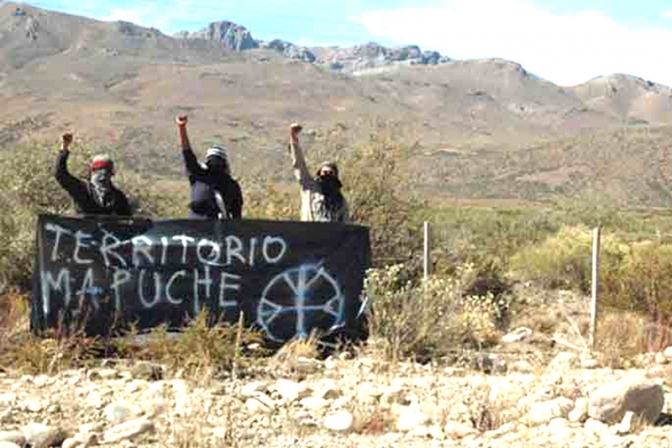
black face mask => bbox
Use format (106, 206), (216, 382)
(206, 158), (230, 175)
(317, 174), (342, 197)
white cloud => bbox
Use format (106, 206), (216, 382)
(354, 0), (672, 86)
(663, 10), (672, 18)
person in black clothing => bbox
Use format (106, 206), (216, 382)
(176, 115), (243, 220)
(54, 133), (132, 216)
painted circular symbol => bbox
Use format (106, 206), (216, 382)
(257, 264), (345, 342)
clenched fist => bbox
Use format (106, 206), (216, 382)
(176, 115), (188, 127)
(290, 123), (302, 144)
(61, 133), (73, 151)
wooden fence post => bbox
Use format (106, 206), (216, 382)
(590, 227), (601, 351)
(423, 222), (431, 281)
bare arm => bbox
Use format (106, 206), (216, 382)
(288, 123), (313, 188)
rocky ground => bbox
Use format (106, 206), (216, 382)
(2, 346), (672, 448)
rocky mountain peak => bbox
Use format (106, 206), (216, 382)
(175, 20), (258, 52)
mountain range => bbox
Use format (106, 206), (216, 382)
(2, 2), (672, 206)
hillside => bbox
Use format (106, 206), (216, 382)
(2, 2), (672, 205)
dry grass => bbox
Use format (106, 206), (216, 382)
(267, 334), (321, 380)
(595, 311), (648, 369)
(0, 290), (108, 375)
(165, 393), (243, 448)
(466, 379), (526, 432)
(125, 311), (266, 383)
(0, 297), (265, 381)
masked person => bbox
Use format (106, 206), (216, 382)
(54, 133), (132, 216)
(176, 115), (243, 220)
(288, 123), (349, 222)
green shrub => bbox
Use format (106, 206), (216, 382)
(342, 136), (424, 268)
(364, 264), (504, 362)
(602, 241), (672, 350)
(509, 225), (623, 292)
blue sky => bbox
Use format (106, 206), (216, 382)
(20, 0), (672, 86)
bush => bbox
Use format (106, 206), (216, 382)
(364, 264), (504, 362)
(602, 241), (672, 351)
(509, 225), (623, 292)
(343, 136), (424, 268)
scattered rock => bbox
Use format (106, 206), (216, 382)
(323, 411), (354, 432)
(294, 357), (322, 374)
(547, 352), (578, 372)
(98, 368), (120, 380)
(408, 425), (430, 438)
(79, 423), (104, 434)
(647, 365), (666, 378)
(584, 418), (609, 434)
(62, 435), (98, 448)
(23, 398), (44, 413)
(380, 386), (409, 406)
(241, 382), (268, 398)
(62, 438), (79, 448)
(130, 362), (163, 381)
(0, 393), (17, 406)
(655, 352), (668, 365)
(21, 423), (65, 448)
(124, 380), (148, 395)
(33, 375), (50, 387)
(663, 346), (672, 360)
(510, 360), (535, 374)
(0, 431), (25, 446)
(246, 397), (273, 414)
(568, 398), (589, 423)
(588, 379), (664, 424)
(529, 398), (574, 424)
(617, 411), (636, 435)
(547, 417), (569, 433)
(428, 424), (445, 440)
(396, 410), (430, 432)
(324, 357), (338, 370)
(581, 358), (600, 369)
(299, 396), (329, 411)
(273, 380), (311, 403)
(317, 384), (342, 400)
(0, 442), (21, 448)
(102, 418), (155, 444)
(502, 327), (534, 343)
(141, 382), (166, 402)
(104, 401), (143, 425)
(443, 421), (479, 439)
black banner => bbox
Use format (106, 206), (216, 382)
(31, 214), (371, 343)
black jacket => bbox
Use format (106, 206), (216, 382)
(55, 151), (132, 216)
(183, 147), (243, 219)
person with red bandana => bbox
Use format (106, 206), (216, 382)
(54, 133), (132, 216)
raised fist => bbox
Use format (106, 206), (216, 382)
(176, 114), (188, 127)
(290, 123), (302, 135)
(61, 133), (73, 150)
